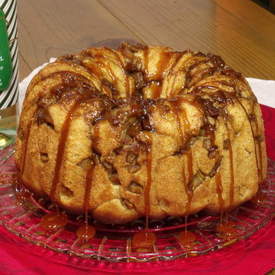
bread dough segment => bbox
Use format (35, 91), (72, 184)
(16, 44), (267, 224)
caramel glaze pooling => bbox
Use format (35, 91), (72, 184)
(17, 43), (265, 228)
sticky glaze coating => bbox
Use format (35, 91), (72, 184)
(15, 43), (267, 224)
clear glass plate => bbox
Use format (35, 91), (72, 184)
(0, 145), (274, 263)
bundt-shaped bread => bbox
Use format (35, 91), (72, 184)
(16, 43), (267, 224)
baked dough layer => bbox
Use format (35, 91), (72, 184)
(16, 44), (267, 224)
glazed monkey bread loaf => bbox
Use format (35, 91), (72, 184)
(16, 43), (267, 224)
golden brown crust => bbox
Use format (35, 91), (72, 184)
(16, 43), (267, 224)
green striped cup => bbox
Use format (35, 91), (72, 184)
(0, 0), (18, 110)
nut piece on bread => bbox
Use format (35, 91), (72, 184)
(16, 43), (267, 224)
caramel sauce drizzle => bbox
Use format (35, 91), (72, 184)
(132, 133), (155, 252)
(76, 223), (96, 243)
(186, 150), (193, 188)
(144, 134), (153, 230)
(143, 47), (149, 76)
(211, 112), (224, 213)
(164, 52), (185, 97)
(156, 52), (172, 80)
(40, 212), (68, 231)
(183, 105), (193, 213)
(20, 120), (33, 177)
(225, 121), (235, 206)
(215, 171), (224, 213)
(128, 63), (157, 242)
(79, 124), (99, 243)
(131, 46), (156, 251)
(79, 53), (113, 97)
(186, 150), (193, 213)
(195, 79), (262, 208)
(83, 124), (99, 223)
(150, 52), (173, 99)
(105, 48), (130, 97)
(235, 97), (262, 183)
(83, 164), (95, 222)
(106, 63), (118, 89)
(50, 100), (81, 201)
(49, 91), (97, 240)
(188, 58), (209, 72)
(170, 98), (193, 214)
(151, 81), (162, 99)
(252, 103), (263, 182)
(62, 52), (103, 84)
(185, 58), (211, 88)
(105, 47), (124, 67)
(93, 60), (117, 97)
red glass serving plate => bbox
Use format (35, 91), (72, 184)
(0, 145), (274, 262)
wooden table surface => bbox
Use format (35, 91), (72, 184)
(1, 0), (275, 123)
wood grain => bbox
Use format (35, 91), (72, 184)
(214, 0), (275, 38)
(17, 0), (141, 76)
(98, 0), (275, 79)
(0, 105), (16, 125)
(0, 113), (16, 128)
(17, 0), (275, 79)
(19, 53), (32, 80)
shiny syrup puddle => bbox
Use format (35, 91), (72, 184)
(13, 182), (268, 255)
